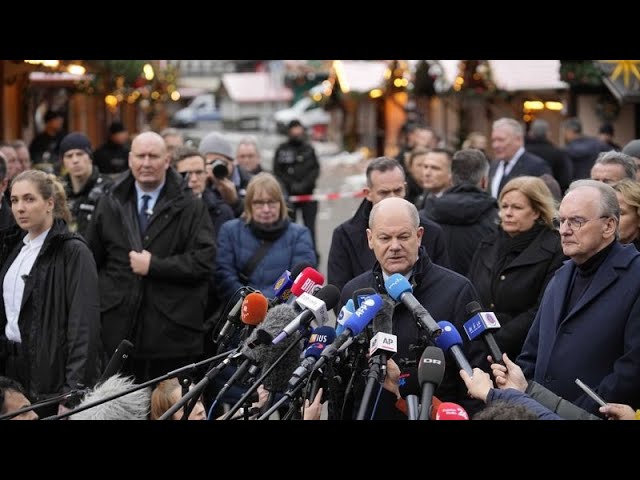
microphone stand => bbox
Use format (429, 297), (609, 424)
(0, 388), (87, 420)
(158, 347), (246, 420)
(356, 354), (387, 420)
(221, 329), (307, 421)
(41, 349), (234, 420)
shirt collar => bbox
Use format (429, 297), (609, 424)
(24, 227), (51, 248)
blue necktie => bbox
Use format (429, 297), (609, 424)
(139, 194), (151, 233)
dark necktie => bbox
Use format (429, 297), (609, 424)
(139, 194), (151, 233)
(498, 161), (511, 193)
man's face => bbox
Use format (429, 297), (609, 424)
(558, 187), (616, 264)
(1, 146), (21, 180)
(365, 168), (406, 205)
(422, 151), (452, 194)
(491, 126), (521, 161)
(367, 201), (423, 276)
(236, 144), (261, 173)
(176, 155), (207, 196)
(129, 135), (169, 190)
(63, 149), (92, 179)
(591, 163), (627, 185)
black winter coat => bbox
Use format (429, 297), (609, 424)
(467, 226), (565, 368)
(85, 169), (215, 359)
(336, 247), (479, 419)
(0, 219), (101, 402)
(422, 183), (499, 276)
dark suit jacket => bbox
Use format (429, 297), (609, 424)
(489, 151), (552, 197)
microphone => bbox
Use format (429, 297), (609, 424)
(270, 262), (314, 306)
(336, 299), (355, 336)
(357, 295), (396, 419)
(368, 295), (397, 378)
(434, 402), (469, 420)
(241, 292), (269, 327)
(271, 270), (293, 306)
(315, 293), (383, 367)
(217, 286), (256, 347)
(417, 346), (446, 420)
(433, 321), (473, 377)
(287, 326), (337, 393)
(272, 284), (340, 344)
(385, 273), (442, 340)
(286, 266), (325, 306)
(98, 339), (134, 384)
(352, 287), (378, 309)
(463, 301), (504, 365)
(398, 368), (420, 420)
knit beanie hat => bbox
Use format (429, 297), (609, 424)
(60, 132), (93, 157)
(198, 132), (233, 160)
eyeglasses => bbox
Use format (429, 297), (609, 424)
(553, 216), (610, 231)
(252, 200), (279, 208)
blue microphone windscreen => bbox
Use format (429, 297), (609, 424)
(433, 321), (464, 351)
(384, 273), (412, 302)
(304, 326), (337, 359)
(344, 294), (383, 336)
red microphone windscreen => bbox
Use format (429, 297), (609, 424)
(290, 267), (325, 296)
(435, 402), (469, 420)
(241, 292), (269, 326)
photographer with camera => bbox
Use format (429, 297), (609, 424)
(58, 132), (114, 237)
(199, 132), (253, 218)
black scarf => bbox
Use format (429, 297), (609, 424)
(494, 222), (546, 276)
(249, 218), (290, 242)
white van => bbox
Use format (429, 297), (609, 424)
(273, 86), (329, 134)
(171, 94), (221, 128)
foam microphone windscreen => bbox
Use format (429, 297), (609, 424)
(418, 346), (446, 387)
(465, 300), (483, 316)
(253, 304), (305, 392)
(241, 292), (269, 326)
(435, 402), (469, 420)
(372, 294), (394, 335)
(290, 261), (314, 281)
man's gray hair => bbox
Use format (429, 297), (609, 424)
(69, 374), (151, 420)
(567, 179), (620, 223)
(594, 150), (637, 180)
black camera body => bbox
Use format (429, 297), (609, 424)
(212, 159), (228, 179)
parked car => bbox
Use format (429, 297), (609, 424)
(273, 95), (330, 134)
(171, 94), (221, 128)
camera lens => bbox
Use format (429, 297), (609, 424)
(212, 160), (228, 179)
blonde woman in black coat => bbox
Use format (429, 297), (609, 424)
(468, 176), (565, 368)
(0, 170), (100, 417)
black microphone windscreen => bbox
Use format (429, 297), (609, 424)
(372, 294), (394, 335)
(465, 301), (483, 316)
(98, 339), (134, 384)
(418, 346), (446, 387)
(313, 284), (341, 311)
(252, 306), (305, 392)
(291, 262), (314, 280)
(352, 287), (377, 309)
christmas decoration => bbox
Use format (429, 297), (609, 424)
(599, 60), (640, 88)
(450, 60), (498, 97)
(559, 60), (603, 86)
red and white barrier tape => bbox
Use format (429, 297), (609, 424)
(289, 190), (366, 203)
